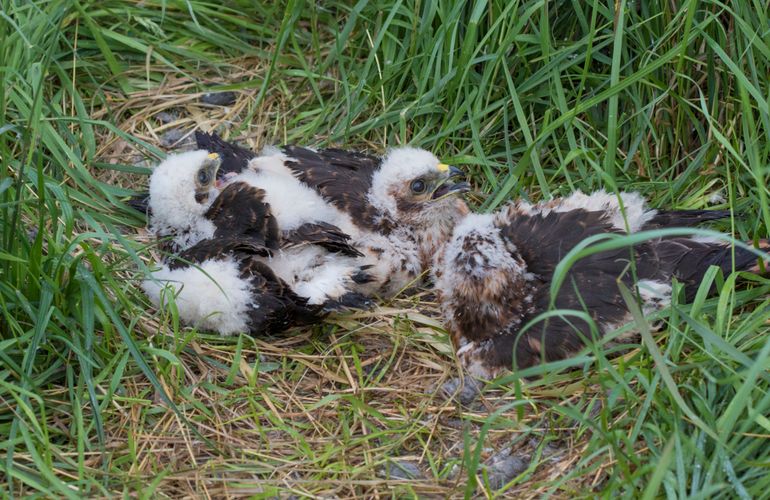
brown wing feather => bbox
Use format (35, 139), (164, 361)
(635, 237), (761, 301)
(204, 181), (280, 249)
(643, 209), (732, 229)
(166, 238), (323, 334)
(282, 222), (363, 257)
(281, 145), (383, 230)
(237, 257), (323, 334)
(167, 237), (272, 270)
(494, 208), (634, 363)
(498, 205), (622, 276)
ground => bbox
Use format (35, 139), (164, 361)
(1, 1), (770, 498)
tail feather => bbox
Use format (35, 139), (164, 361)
(195, 131), (256, 176)
(655, 238), (768, 300)
(749, 239), (770, 274)
(644, 209), (735, 229)
(127, 193), (150, 216)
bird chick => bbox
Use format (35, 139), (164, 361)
(435, 192), (768, 380)
(196, 132), (470, 298)
(144, 150), (372, 337)
(142, 238), (321, 336)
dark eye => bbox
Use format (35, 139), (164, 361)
(411, 179), (426, 194)
(197, 169), (210, 184)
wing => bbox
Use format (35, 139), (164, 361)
(237, 257), (323, 334)
(643, 209), (732, 229)
(195, 131), (256, 176)
(635, 237), (760, 301)
(281, 145), (383, 229)
(500, 206), (642, 323)
(167, 237), (273, 270)
(281, 221), (363, 257)
(499, 205), (622, 277)
(493, 207), (636, 367)
(204, 181), (280, 249)
(166, 239), (324, 334)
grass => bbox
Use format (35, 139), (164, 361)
(1, 0), (769, 496)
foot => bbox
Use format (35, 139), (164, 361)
(321, 292), (375, 312)
(483, 452), (529, 489)
(437, 376), (482, 405)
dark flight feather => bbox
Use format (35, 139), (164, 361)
(169, 237), (322, 335)
(644, 209), (734, 229)
(237, 256), (322, 333)
(204, 181), (280, 249)
(636, 237), (759, 300)
(281, 145), (384, 230)
(321, 291), (376, 312)
(457, 207), (762, 373)
(282, 222), (363, 257)
(168, 237), (273, 270)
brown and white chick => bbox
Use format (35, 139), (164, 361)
(435, 193), (768, 380)
(143, 151), (372, 337)
(196, 132), (470, 298)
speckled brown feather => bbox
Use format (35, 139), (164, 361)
(443, 232), (536, 350)
(281, 146), (384, 231)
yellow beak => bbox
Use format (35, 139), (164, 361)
(207, 152), (219, 160)
(437, 163), (450, 173)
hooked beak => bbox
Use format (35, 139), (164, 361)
(432, 165), (470, 199)
(448, 165), (464, 178)
(215, 171), (237, 189)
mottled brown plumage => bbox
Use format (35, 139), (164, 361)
(437, 201), (767, 379)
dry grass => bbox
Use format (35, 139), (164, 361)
(88, 86), (600, 497)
